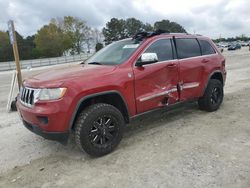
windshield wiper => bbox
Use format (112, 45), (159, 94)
(88, 62), (102, 65)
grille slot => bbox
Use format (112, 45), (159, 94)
(20, 87), (39, 107)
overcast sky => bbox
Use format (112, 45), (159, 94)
(0, 0), (249, 39)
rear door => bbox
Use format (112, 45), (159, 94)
(133, 38), (179, 114)
(175, 38), (204, 100)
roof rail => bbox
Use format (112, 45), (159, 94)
(170, 32), (188, 35)
(185, 33), (203, 36)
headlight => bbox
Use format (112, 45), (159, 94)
(38, 88), (67, 101)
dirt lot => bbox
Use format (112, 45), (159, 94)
(0, 48), (250, 188)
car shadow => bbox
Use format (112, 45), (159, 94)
(123, 101), (200, 140)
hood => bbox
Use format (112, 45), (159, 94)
(24, 64), (117, 88)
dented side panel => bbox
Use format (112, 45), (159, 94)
(133, 60), (179, 114)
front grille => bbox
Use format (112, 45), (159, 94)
(20, 87), (39, 107)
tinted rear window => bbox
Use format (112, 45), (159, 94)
(176, 38), (201, 59)
(199, 40), (216, 55)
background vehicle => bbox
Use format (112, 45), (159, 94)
(240, 42), (249, 47)
(17, 30), (226, 156)
(228, 43), (241, 50)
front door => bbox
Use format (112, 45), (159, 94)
(133, 38), (179, 114)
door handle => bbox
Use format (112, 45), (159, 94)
(167, 63), (177, 68)
(202, 59), (209, 63)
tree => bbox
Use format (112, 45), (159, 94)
(17, 34), (37, 60)
(236, 34), (248, 42)
(103, 18), (155, 44)
(102, 18), (127, 44)
(154, 19), (186, 33)
(34, 23), (71, 57)
(61, 16), (90, 54)
(125, 18), (145, 37)
(143, 23), (154, 32)
(0, 31), (40, 61)
(95, 43), (103, 52)
(103, 18), (187, 44)
(25, 35), (40, 58)
(0, 31), (13, 62)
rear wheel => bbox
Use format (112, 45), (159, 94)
(75, 103), (125, 157)
(198, 79), (224, 112)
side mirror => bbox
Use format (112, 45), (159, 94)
(136, 53), (158, 66)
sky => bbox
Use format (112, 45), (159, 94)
(0, 0), (250, 39)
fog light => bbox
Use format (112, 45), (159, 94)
(37, 116), (48, 125)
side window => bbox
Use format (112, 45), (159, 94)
(199, 40), (216, 55)
(144, 39), (173, 61)
(176, 38), (201, 59)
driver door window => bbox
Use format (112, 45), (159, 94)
(144, 39), (174, 62)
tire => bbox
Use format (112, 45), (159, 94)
(198, 79), (224, 112)
(11, 100), (17, 111)
(75, 103), (125, 157)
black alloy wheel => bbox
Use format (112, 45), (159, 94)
(89, 115), (119, 147)
(210, 87), (222, 105)
(198, 79), (224, 112)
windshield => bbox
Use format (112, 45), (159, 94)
(85, 39), (142, 65)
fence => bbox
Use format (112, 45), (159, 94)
(0, 53), (92, 71)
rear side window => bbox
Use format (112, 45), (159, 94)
(199, 40), (216, 55)
(144, 39), (173, 61)
(176, 38), (201, 59)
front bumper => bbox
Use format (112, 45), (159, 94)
(23, 120), (69, 144)
(16, 99), (71, 132)
(16, 97), (73, 144)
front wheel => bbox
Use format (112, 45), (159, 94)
(198, 79), (224, 112)
(75, 103), (125, 157)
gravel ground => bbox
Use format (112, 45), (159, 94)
(0, 48), (250, 188)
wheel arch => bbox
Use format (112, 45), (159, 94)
(202, 70), (224, 95)
(69, 91), (130, 130)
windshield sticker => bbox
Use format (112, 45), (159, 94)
(123, 44), (139, 49)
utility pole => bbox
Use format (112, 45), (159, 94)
(8, 20), (22, 90)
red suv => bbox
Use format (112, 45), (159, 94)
(17, 30), (226, 156)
